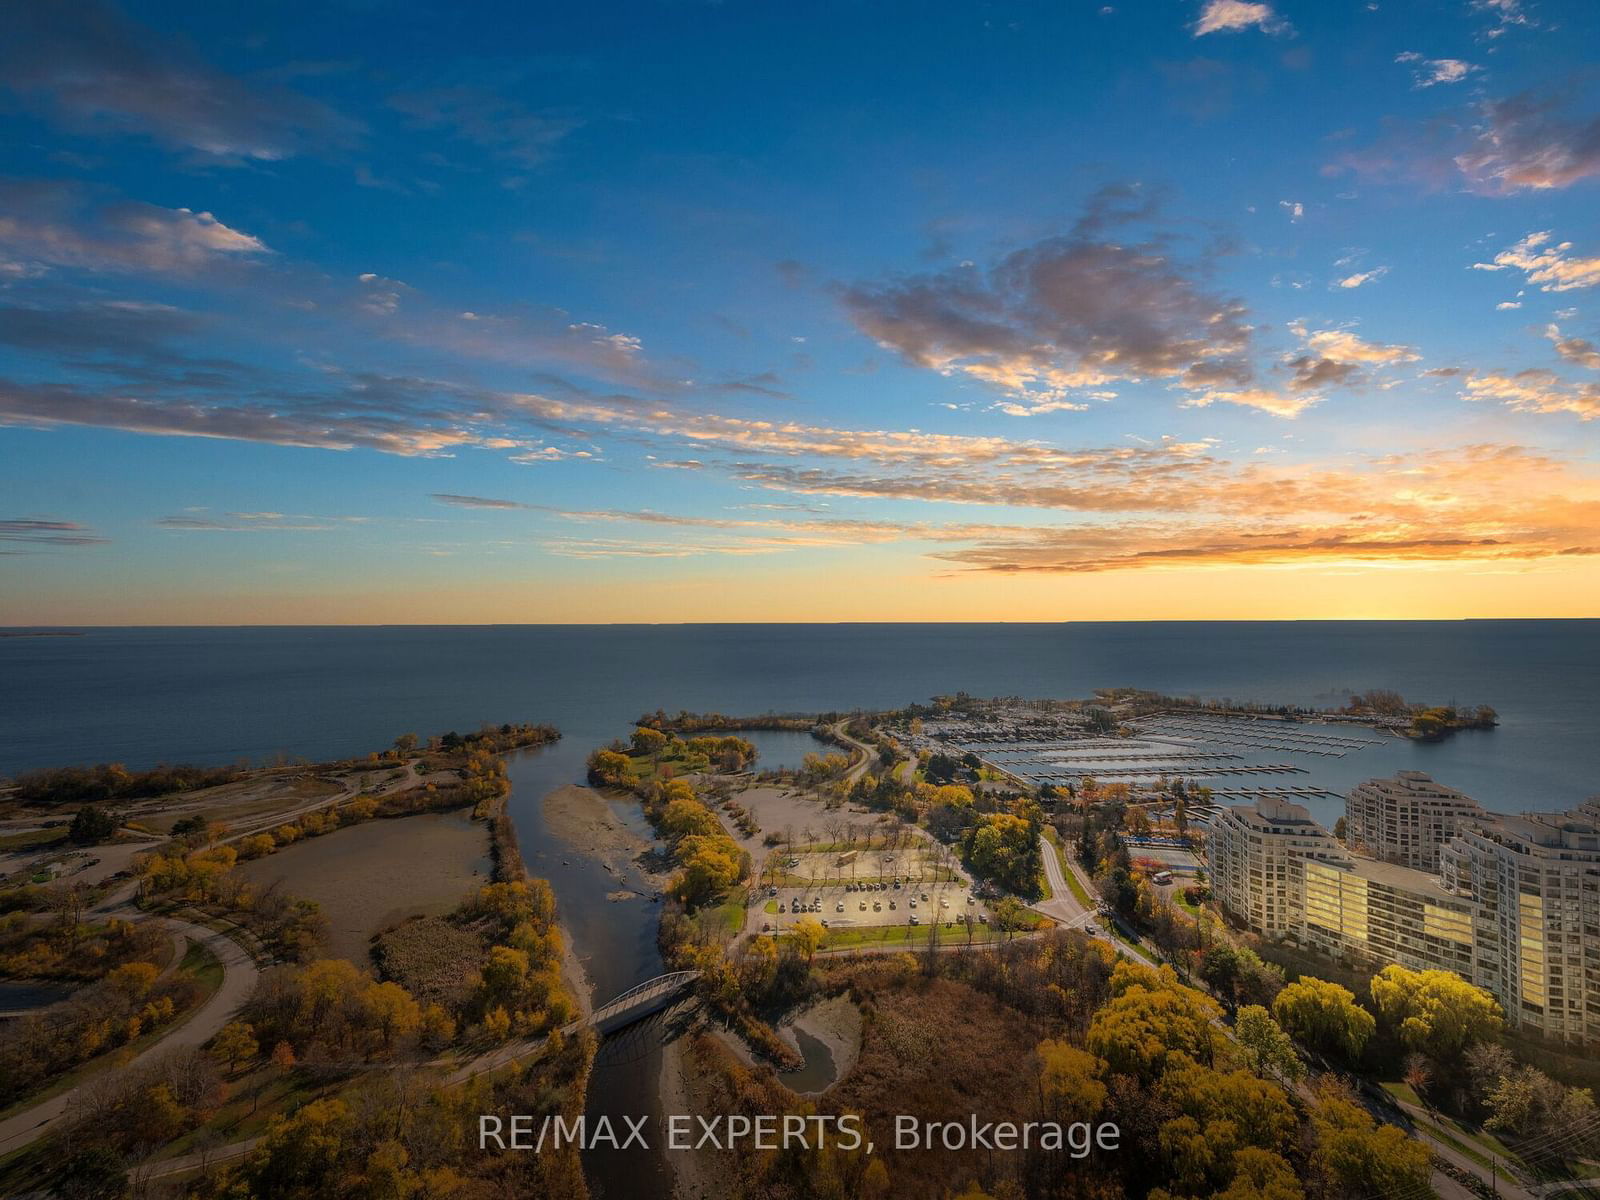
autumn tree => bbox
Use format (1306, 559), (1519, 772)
(210, 1020), (259, 1073)
(1310, 1081), (1432, 1198)
(630, 726), (669, 757)
(1086, 962), (1221, 1081)
(1369, 964), (1503, 1060)
(790, 917), (826, 963)
(1271, 977), (1374, 1061)
(1036, 1039), (1107, 1122)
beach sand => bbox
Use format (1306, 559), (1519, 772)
(542, 783), (669, 893)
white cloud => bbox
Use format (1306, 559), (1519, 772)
(1182, 388), (1316, 418)
(1194, 0), (1289, 36)
(1336, 267), (1388, 289)
(1474, 232), (1600, 292)
(1395, 52), (1477, 88)
(1295, 326), (1421, 365)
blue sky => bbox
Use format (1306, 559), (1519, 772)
(1, 0), (1598, 623)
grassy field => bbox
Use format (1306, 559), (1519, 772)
(693, 894), (747, 941)
(624, 748), (713, 783)
(0, 827), (65, 852)
(818, 913), (1043, 951)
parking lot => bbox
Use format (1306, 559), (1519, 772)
(756, 874), (992, 934)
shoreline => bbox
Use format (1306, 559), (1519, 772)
(542, 782), (667, 892)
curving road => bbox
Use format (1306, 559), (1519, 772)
(0, 915), (259, 1156)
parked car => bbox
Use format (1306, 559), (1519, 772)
(910, 914), (920, 925)
(889, 899), (896, 910)
(908, 898), (917, 908)
(836, 901), (845, 912)
(859, 901), (867, 910)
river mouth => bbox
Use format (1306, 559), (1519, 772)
(504, 744), (676, 1200)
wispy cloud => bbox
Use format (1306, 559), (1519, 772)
(388, 87), (580, 168)
(0, 0), (358, 162)
(430, 493), (528, 509)
(1547, 325), (1600, 369)
(1456, 93), (1600, 193)
(839, 186), (1256, 414)
(0, 518), (108, 548)
(1335, 267), (1388, 289)
(1395, 53), (1477, 89)
(1463, 370), (1600, 420)
(1474, 232), (1600, 292)
(0, 181), (269, 277)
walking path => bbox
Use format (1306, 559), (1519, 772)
(0, 915), (259, 1155)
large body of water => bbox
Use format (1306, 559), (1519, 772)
(4, 622), (1596, 809)
(4, 621), (1596, 1198)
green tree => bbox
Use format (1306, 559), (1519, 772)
(68, 805), (118, 845)
(1235, 1005), (1304, 1082)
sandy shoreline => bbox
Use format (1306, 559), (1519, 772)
(542, 783), (667, 895)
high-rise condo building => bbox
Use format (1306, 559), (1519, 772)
(1438, 803), (1600, 1044)
(1345, 770), (1487, 870)
(1206, 789), (1600, 1045)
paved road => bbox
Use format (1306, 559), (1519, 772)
(1032, 832), (1160, 967)
(0, 916), (259, 1156)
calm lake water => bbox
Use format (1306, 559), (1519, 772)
(3, 622), (1596, 811)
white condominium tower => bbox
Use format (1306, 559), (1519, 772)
(1207, 784), (1600, 1045)
(1438, 803), (1600, 1044)
(1206, 797), (1350, 937)
(1346, 770), (1487, 870)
